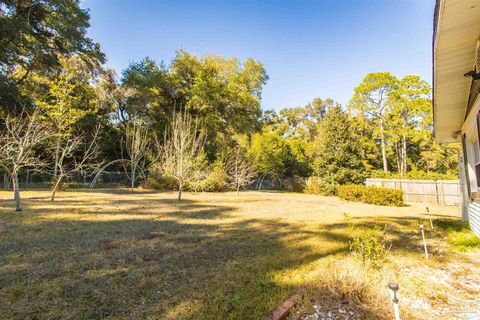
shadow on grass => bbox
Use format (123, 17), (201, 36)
(0, 192), (458, 320)
(0, 194), (350, 320)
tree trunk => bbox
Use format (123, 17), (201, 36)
(12, 172), (22, 211)
(237, 184), (240, 196)
(53, 140), (60, 179)
(178, 181), (183, 202)
(379, 119), (388, 172)
(395, 143), (401, 174)
(50, 175), (63, 201)
(131, 162), (136, 191)
(401, 134), (407, 177)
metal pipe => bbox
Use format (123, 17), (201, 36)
(420, 224), (429, 259)
(426, 207), (434, 230)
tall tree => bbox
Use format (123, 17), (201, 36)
(28, 55), (108, 193)
(121, 52), (268, 161)
(0, 0), (104, 111)
(312, 106), (366, 193)
(388, 76), (431, 176)
(351, 72), (398, 172)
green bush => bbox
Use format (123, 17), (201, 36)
(350, 226), (390, 268)
(338, 184), (403, 206)
(195, 163), (229, 192)
(146, 162), (230, 192)
(304, 177), (338, 195)
(145, 166), (178, 190)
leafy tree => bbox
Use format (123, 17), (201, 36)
(0, 0), (104, 111)
(388, 75), (431, 175)
(26, 55), (109, 195)
(351, 113), (383, 171)
(279, 97), (335, 139)
(247, 126), (291, 175)
(120, 57), (174, 130)
(351, 72), (398, 172)
(312, 106), (366, 193)
(121, 52), (268, 161)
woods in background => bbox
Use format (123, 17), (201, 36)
(0, 0), (458, 208)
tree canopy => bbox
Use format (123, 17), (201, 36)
(0, 2), (458, 202)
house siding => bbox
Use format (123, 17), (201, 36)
(467, 201), (480, 237)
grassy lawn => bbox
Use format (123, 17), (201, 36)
(0, 190), (477, 319)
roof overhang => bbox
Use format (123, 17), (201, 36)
(433, 0), (480, 143)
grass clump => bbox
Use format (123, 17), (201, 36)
(446, 231), (480, 251)
(338, 184), (403, 206)
(432, 219), (480, 251)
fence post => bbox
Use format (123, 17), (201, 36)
(435, 181), (439, 205)
(440, 181), (445, 206)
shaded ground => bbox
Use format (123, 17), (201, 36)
(0, 189), (474, 319)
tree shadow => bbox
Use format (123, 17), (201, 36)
(0, 194), (352, 320)
(0, 192), (460, 319)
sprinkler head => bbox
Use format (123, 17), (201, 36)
(420, 224), (424, 230)
(388, 283), (399, 304)
(388, 283), (399, 291)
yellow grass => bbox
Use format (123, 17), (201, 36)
(0, 189), (474, 319)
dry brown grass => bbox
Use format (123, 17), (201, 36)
(0, 189), (472, 319)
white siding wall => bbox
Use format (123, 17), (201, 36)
(467, 201), (480, 238)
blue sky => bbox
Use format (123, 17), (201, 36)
(81, 0), (434, 111)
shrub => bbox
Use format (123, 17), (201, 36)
(350, 226), (390, 268)
(338, 184), (403, 206)
(304, 177), (338, 195)
(197, 163), (229, 192)
(145, 166), (178, 190)
(146, 161), (230, 192)
(304, 177), (322, 194)
(283, 176), (306, 192)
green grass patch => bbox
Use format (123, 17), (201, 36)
(446, 231), (480, 251)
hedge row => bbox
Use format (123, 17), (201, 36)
(338, 184), (403, 207)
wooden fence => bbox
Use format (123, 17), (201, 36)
(365, 178), (462, 206)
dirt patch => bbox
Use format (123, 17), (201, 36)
(289, 301), (362, 320)
(401, 251), (480, 319)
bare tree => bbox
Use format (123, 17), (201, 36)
(226, 146), (257, 195)
(159, 111), (205, 201)
(123, 120), (150, 190)
(50, 126), (101, 201)
(0, 110), (50, 211)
